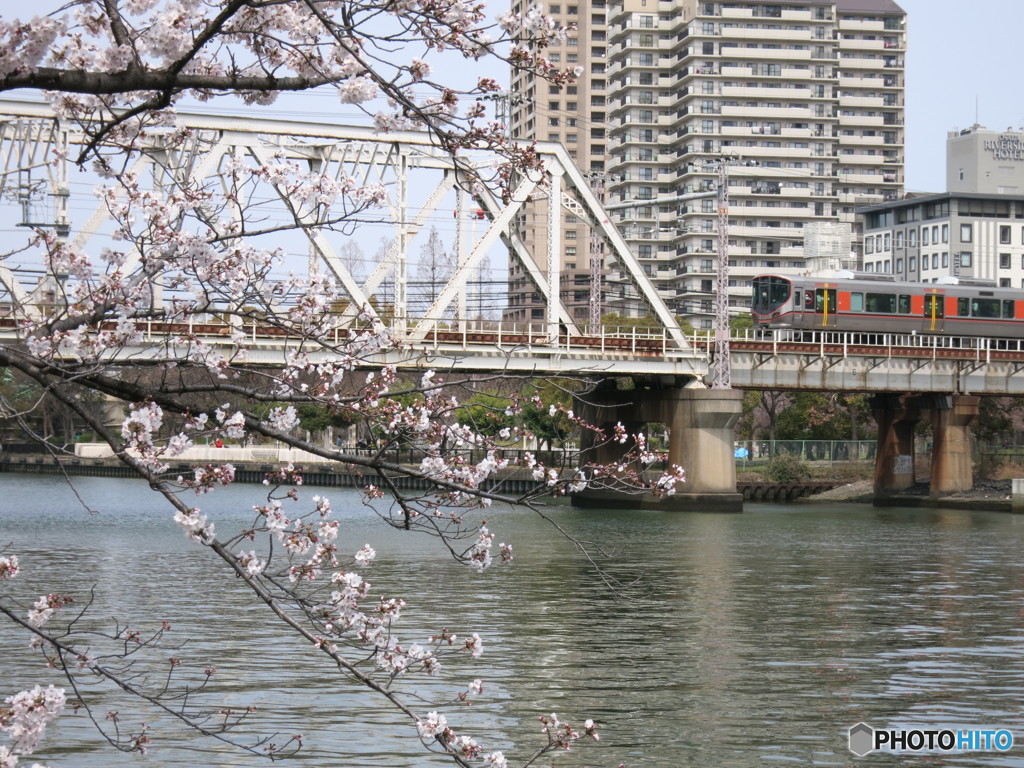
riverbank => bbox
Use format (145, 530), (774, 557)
(803, 478), (1015, 512)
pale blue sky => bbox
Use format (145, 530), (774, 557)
(9, 0), (1014, 280)
(28, 0), (1021, 197)
(899, 0), (1024, 192)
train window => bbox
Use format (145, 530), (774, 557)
(1004, 300), (1015, 319)
(865, 292), (896, 313)
(898, 295), (911, 314)
(971, 298), (1000, 318)
(926, 295), (945, 318)
(752, 276), (793, 314)
(850, 292), (864, 311)
(814, 289), (836, 313)
(804, 290), (814, 309)
(957, 297), (970, 317)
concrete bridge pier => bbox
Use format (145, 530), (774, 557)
(870, 394), (921, 498)
(871, 394), (980, 500)
(573, 379), (744, 512)
(929, 395), (979, 496)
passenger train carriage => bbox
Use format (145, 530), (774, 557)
(751, 273), (1024, 338)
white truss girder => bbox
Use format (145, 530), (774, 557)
(0, 97), (696, 357)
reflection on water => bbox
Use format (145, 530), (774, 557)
(3, 475), (1024, 766)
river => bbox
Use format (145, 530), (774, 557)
(3, 474), (1024, 767)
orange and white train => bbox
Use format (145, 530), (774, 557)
(751, 272), (1024, 338)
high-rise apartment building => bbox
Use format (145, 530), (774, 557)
(507, 0), (611, 326)
(509, 0), (906, 328)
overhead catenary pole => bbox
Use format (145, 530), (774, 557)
(713, 158), (732, 389)
(589, 174), (606, 332)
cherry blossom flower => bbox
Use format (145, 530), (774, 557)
(0, 557), (18, 581)
(0, 685), (65, 755)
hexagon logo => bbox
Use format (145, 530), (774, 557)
(849, 722), (875, 756)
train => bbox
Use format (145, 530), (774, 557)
(751, 272), (1024, 338)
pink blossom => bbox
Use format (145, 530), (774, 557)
(0, 557), (19, 580)
(1, 685), (65, 755)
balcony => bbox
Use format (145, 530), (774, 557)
(838, 37), (889, 52)
(839, 133), (885, 145)
(838, 113), (885, 126)
(717, 27), (812, 41)
(837, 18), (886, 33)
(721, 84), (812, 99)
(837, 95), (885, 108)
(720, 104), (811, 119)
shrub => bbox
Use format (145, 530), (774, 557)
(763, 453), (809, 483)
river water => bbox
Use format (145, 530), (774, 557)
(3, 474), (1024, 767)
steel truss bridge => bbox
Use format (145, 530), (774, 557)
(0, 97), (707, 377)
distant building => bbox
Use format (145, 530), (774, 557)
(508, 0), (907, 328)
(859, 192), (1024, 287)
(947, 125), (1024, 195)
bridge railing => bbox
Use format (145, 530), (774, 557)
(712, 328), (1024, 359)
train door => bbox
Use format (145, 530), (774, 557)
(922, 289), (945, 333)
(812, 284), (838, 328)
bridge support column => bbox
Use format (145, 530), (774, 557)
(870, 394), (921, 498)
(929, 395), (979, 496)
(572, 381), (743, 512)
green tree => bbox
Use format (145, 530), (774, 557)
(520, 379), (581, 451)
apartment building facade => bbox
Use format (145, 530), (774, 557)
(508, 0), (906, 328)
(507, 0), (611, 325)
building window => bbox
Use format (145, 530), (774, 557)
(960, 223), (973, 242)
(1001, 253), (1012, 269)
(908, 230), (917, 246)
(1000, 225), (1012, 244)
(922, 227), (929, 246)
(909, 256), (917, 271)
(961, 251), (973, 267)
(942, 223), (949, 242)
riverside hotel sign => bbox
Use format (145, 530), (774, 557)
(985, 134), (1024, 161)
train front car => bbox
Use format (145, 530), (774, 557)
(751, 274), (796, 330)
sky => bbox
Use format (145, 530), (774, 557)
(898, 0), (1024, 193)
(161, 0), (1024, 197)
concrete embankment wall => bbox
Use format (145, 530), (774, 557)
(2, 454), (837, 502)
